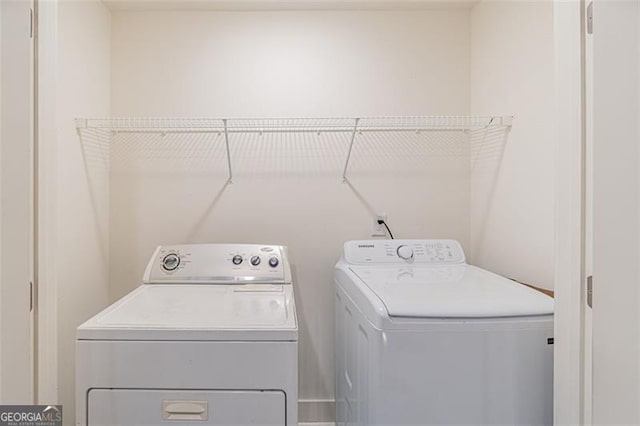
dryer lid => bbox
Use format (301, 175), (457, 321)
(349, 265), (553, 318)
(77, 284), (297, 341)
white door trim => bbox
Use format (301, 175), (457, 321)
(553, 0), (585, 424)
(637, 3), (640, 418)
(0, 1), (4, 403)
(35, 0), (58, 404)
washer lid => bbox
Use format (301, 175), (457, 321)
(77, 284), (297, 341)
(349, 265), (553, 318)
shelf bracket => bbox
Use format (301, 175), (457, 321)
(342, 118), (360, 183)
(222, 119), (233, 184)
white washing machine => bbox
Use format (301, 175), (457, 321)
(77, 244), (298, 426)
(334, 239), (554, 426)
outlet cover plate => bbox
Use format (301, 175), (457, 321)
(372, 214), (388, 237)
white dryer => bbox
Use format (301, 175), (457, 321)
(334, 239), (553, 426)
(77, 244), (298, 426)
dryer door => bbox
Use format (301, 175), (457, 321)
(87, 389), (285, 425)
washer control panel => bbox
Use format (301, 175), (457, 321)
(144, 244), (289, 284)
(343, 239), (466, 265)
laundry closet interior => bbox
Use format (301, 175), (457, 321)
(43, 0), (557, 423)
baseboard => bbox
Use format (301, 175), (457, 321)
(298, 399), (334, 424)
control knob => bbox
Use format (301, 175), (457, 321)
(162, 253), (180, 271)
(250, 256), (261, 266)
(396, 245), (414, 260)
(268, 257), (279, 268)
(232, 255), (243, 265)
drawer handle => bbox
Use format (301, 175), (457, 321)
(162, 401), (208, 421)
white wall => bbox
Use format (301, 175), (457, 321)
(109, 9), (471, 411)
(112, 10), (470, 117)
(55, 0), (111, 418)
(470, 0), (556, 289)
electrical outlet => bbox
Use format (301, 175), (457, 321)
(372, 214), (388, 237)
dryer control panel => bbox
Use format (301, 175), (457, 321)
(343, 239), (466, 265)
(143, 244), (290, 284)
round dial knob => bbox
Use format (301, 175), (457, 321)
(250, 256), (261, 266)
(396, 245), (414, 260)
(162, 253), (180, 271)
(268, 257), (279, 268)
(232, 255), (243, 265)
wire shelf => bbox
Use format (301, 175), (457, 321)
(76, 116), (510, 131)
(75, 115), (513, 181)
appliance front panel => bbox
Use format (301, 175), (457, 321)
(88, 389), (285, 425)
(334, 283), (554, 426)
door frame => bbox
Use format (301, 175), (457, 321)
(34, 0), (59, 404)
(553, 0), (587, 424)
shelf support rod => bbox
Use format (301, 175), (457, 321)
(74, 118), (87, 137)
(342, 117), (360, 183)
(223, 119), (233, 183)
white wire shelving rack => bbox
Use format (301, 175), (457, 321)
(75, 116), (513, 182)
